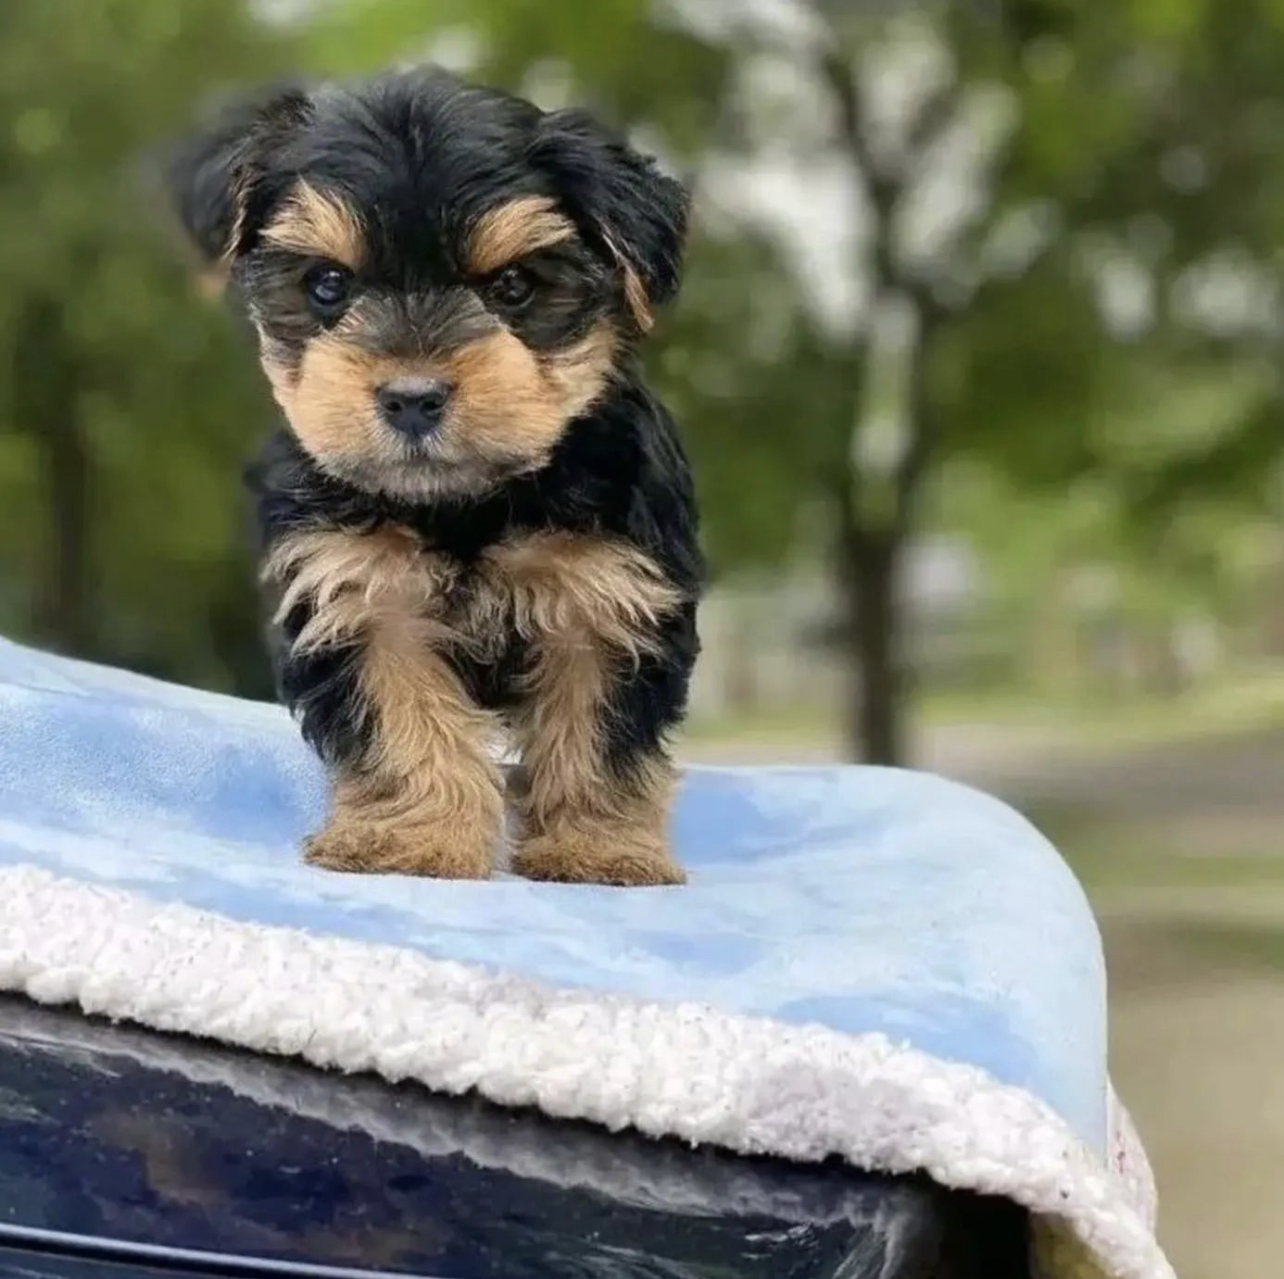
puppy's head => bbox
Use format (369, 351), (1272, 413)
(168, 69), (688, 499)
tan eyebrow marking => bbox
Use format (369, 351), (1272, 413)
(466, 195), (576, 275)
(261, 181), (366, 268)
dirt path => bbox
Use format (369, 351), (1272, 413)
(684, 719), (1284, 818)
(1101, 905), (1284, 1279)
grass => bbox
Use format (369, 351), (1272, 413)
(922, 668), (1284, 741)
(1070, 842), (1284, 891)
(1169, 920), (1284, 972)
(1021, 799), (1283, 886)
(685, 666), (1284, 752)
(1030, 799), (1284, 986)
(683, 701), (839, 745)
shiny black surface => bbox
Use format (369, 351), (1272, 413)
(0, 996), (1030, 1278)
(0, 1228), (387, 1278)
(0, 1246), (178, 1279)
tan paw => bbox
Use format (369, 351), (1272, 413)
(304, 820), (494, 879)
(513, 828), (686, 887)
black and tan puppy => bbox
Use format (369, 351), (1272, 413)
(168, 68), (702, 886)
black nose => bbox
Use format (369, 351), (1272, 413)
(375, 379), (452, 440)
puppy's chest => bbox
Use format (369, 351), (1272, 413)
(266, 522), (676, 661)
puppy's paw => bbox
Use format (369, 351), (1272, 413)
(304, 820), (494, 880)
(513, 826), (686, 887)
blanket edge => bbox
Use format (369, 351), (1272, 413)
(0, 863), (1171, 1279)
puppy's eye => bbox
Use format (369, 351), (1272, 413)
(489, 265), (536, 310)
(303, 264), (352, 314)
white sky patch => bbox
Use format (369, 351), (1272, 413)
(680, 7), (1016, 335)
(1172, 252), (1280, 338)
(700, 152), (865, 333)
(253, 0), (334, 22)
(1080, 242), (1155, 341)
(978, 201), (1060, 280)
(659, 0), (824, 48)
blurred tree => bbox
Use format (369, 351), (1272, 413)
(324, 0), (1284, 761)
(666, 0), (1284, 760)
(683, 0), (1284, 760)
(939, 0), (1284, 697)
(0, 0), (294, 691)
(171, 0), (1284, 747)
(3, 0), (1281, 759)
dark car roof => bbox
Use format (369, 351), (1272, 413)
(0, 996), (1030, 1279)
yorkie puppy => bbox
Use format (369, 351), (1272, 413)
(167, 68), (702, 886)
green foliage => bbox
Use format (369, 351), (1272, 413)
(0, 0), (296, 690)
(305, 0), (730, 149)
(650, 233), (857, 573)
(0, 0), (1281, 705)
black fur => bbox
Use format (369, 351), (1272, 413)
(172, 66), (703, 794)
(164, 82), (310, 262)
(530, 108), (688, 306)
(246, 375), (702, 781)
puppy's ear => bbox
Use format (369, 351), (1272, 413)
(165, 86), (311, 269)
(530, 109), (689, 332)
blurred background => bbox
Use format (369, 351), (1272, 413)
(1, 0), (1281, 1272)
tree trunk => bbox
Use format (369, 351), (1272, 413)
(829, 291), (936, 767)
(15, 298), (93, 655)
(839, 524), (906, 765)
(36, 410), (91, 653)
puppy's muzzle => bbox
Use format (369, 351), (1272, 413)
(376, 377), (453, 442)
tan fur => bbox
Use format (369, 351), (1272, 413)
(480, 534), (687, 885)
(466, 196), (577, 275)
(440, 329), (573, 459)
(220, 165), (252, 267)
(261, 334), (397, 479)
(194, 264), (229, 300)
(599, 230), (654, 332)
(621, 265), (653, 332)
(444, 322), (618, 467)
(543, 321), (619, 422)
(512, 757), (683, 886)
(259, 321), (617, 500)
(261, 181), (366, 268)
(266, 525), (686, 884)
(266, 527), (503, 878)
(483, 532), (681, 668)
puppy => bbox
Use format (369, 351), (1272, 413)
(166, 68), (702, 886)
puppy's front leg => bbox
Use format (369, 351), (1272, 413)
(496, 535), (693, 887)
(269, 528), (503, 878)
(513, 673), (686, 887)
(304, 641), (503, 878)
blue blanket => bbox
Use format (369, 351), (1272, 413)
(0, 638), (1170, 1279)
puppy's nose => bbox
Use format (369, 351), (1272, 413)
(375, 378), (452, 440)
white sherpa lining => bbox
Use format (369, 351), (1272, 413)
(0, 865), (1173, 1279)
